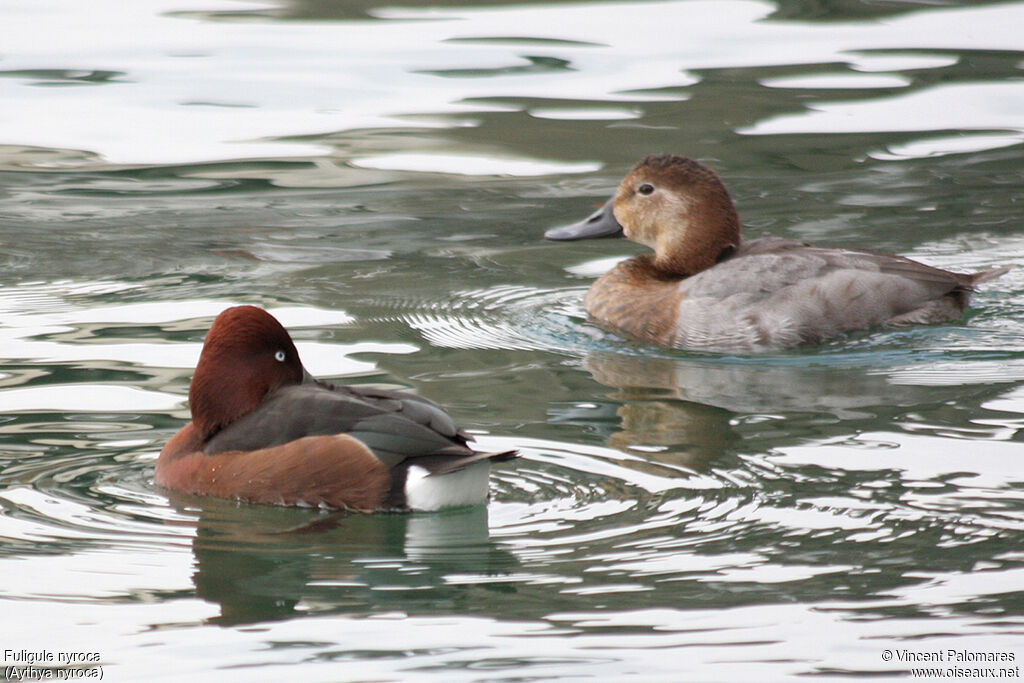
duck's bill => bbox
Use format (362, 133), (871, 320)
(544, 198), (623, 240)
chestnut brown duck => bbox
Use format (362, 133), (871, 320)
(546, 154), (1007, 351)
(156, 305), (516, 511)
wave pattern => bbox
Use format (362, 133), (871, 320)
(391, 284), (593, 352)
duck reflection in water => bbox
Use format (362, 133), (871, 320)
(565, 350), (1008, 476)
(164, 492), (517, 626)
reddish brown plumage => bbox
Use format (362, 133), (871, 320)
(188, 305), (303, 440)
(156, 305), (515, 510)
(584, 255), (687, 345)
(157, 431), (390, 510)
(615, 155), (740, 277)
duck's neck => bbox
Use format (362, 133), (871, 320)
(653, 210), (741, 277)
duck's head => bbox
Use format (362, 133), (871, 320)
(188, 305), (307, 440)
(546, 155), (741, 276)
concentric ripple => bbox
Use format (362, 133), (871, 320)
(391, 284), (596, 352)
(478, 428), (1024, 614)
(384, 222), (1024, 368)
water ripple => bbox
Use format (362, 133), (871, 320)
(390, 284), (592, 352)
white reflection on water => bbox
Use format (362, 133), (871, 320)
(351, 153), (601, 176)
(1, 0), (1023, 679)
(871, 133), (1024, 161)
(0, 385), (181, 412)
(0, 284), (414, 379)
(2, 594), (1020, 680)
(761, 73), (912, 89)
(745, 82), (1024, 138)
(4, 0), (1022, 167)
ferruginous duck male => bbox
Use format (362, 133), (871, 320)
(156, 305), (516, 511)
(546, 154), (1007, 351)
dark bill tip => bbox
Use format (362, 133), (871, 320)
(543, 198), (623, 241)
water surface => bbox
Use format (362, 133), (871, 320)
(1, 0), (1024, 679)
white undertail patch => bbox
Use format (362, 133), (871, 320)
(404, 461), (491, 511)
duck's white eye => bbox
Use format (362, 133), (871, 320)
(638, 183), (655, 196)
(274, 350), (286, 362)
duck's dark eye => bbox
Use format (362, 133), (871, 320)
(637, 183), (655, 196)
(274, 350), (286, 362)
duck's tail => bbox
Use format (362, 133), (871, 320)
(428, 449), (519, 477)
(968, 265), (1011, 287)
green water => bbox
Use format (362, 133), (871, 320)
(1, 0), (1023, 680)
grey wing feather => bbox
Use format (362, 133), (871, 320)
(204, 384), (473, 463)
(341, 385), (464, 439)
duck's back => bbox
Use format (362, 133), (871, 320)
(588, 237), (1004, 350)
